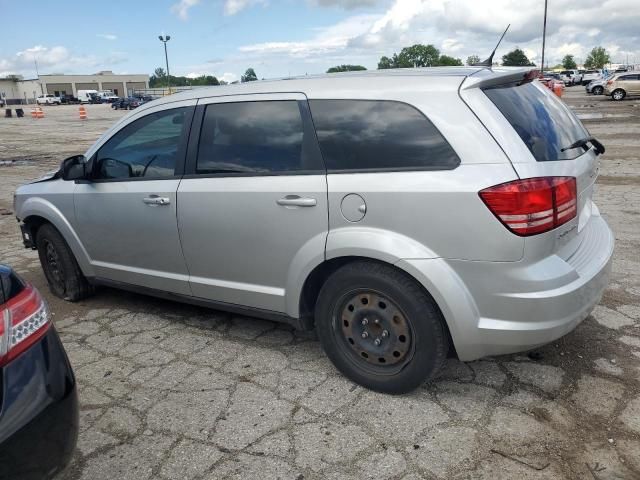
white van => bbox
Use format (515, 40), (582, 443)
(77, 90), (98, 103)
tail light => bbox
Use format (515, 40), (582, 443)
(479, 177), (577, 236)
(0, 285), (50, 367)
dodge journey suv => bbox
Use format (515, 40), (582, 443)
(14, 67), (614, 393)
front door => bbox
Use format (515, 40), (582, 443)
(177, 94), (328, 314)
(74, 102), (195, 295)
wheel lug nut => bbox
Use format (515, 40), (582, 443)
(374, 318), (380, 324)
(361, 332), (369, 339)
(361, 318), (368, 326)
(381, 330), (389, 338)
(374, 338), (381, 346)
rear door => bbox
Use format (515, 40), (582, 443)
(177, 94), (328, 314)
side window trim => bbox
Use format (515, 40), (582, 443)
(88, 106), (195, 183)
(182, 99), (326, 178)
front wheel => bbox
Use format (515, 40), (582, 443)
(593, 86), (604, 95)
(36, 224), (93, 301)
(315, 261), (448, 394)
(612, 89), (626, 101)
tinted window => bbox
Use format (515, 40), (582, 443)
(484, 82), (588, 162)
(197, 101), (316, 174)
(95, 107), (187, 179)
(618, 75), (639, 81)
(309, 100), (459, 171)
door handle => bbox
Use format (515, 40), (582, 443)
(276, 195), (317, 207)
(143, 195), (171, 206)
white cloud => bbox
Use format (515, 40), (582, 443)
(220, 72), (238, 83)
(96, 33), (118, 40)
(171, 0), (201, 20)
(224, 0), (267, 16)
(311, 0), (380, 8)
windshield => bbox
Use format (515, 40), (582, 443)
(484, 81), (589, 162)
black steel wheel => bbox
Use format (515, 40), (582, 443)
(36, 223), (93, 301)
(316, 261), (448, 394)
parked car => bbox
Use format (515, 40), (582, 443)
(539, 73), (565, 96)
(111, 97), (142, 110)
(35, 94), (61, 105)
(580, 69), (602, 85)
(604, 72), (640, 100)
(96, 91), (120, 103)
(77, 89), (98, 104)
(558, 70), (578, 86)
(586, 73), (615, 95)
(14, 67), (613, 393)
(60, 94), (80, 104)
(0, 264), (78, 479)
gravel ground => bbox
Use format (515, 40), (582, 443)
(0, 90), (639, 480)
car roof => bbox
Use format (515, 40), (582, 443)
(141, 66), (535, 108)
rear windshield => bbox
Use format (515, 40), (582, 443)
(484, 82), (588, 162)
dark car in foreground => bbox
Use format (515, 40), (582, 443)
(0, 265), (78, 480)
(111, 97), (146, 110)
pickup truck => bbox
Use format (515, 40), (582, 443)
(580, 70), (602, 85)
(35, 94), (61, 105)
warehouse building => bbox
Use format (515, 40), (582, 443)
(0, 71), (149, 104)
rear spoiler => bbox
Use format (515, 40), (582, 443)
(460, 67), (539, 90)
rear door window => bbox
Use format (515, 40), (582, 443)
(196, 100), (322, 174)
(309, 100), (459, 171)
(483, 82), (588, 162)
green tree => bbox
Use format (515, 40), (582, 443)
(438, 55), (463, 66)
(562, 54), (577, 69)
(466, 55), (481, 66)
(397, 44), (440, 67)
(377, 56), (394, 69)
(154, 67), (166, 78)
(502, 48), (535, 66)
(327, 65), (367, 73)
(584, 47), (610, 69)
(241, 68), (258, 82)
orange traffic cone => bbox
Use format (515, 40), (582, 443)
(79, 105), (87, 120)
(31, 108), (37, 119)
(553, 83), (563, 98)
(36, 107), (44, 119)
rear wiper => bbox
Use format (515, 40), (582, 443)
(560, 136), (605, 155)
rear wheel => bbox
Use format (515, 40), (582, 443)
(593, 86), (603, 95)
(315, 261), (448, 394)
(36, 224), (93, 301)
(612, 89), (626, 101)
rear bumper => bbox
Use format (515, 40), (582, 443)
(398, 213), (614, 361)
(0, 327), (78, 480)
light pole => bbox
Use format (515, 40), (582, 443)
(541, 0), (548, 73)
(158, 35), (171, 92)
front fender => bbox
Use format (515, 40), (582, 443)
(19, 197), (94, 277)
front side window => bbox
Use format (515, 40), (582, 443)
(309, 99), (460, 171)
(196, 100), (316, 174)
(94, 107), (187, 179)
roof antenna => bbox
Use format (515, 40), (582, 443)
(473, 24), (510, 67)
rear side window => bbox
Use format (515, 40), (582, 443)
(309, 100), (459, 171)
(196, 101), (322, 174)
(484, 82), (588, 162)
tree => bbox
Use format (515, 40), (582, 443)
(584, 47), (610, 69)
(149, 68), (219, 88)
(502, 48), (535, 66)
(466, 55), (481, 66)
(154, 67), (166, 78)
(241, 68), (258, 82)
(397, 44), (440, 67)
(562, 54), (577, 69)
(438, 55), (463, 66)
(327, 65), (367, 73)
(377, 55), (395, 69)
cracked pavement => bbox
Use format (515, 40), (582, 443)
(0, 92), (639, 479)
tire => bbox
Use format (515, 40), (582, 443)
(315, 261), (448, 394)
(612, 89), (626, 101)
(35, 224), (93, 301)
(593, 86), (603, 95)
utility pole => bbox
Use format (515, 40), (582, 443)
(541, 0), (548, 73)
(34, 58), (44, 94)
(158, 35), (171, 93)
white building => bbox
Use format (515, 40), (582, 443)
(0, 71), (149, 105)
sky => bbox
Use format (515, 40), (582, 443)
(1, 0), (639, 82)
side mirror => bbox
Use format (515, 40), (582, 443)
(61, 155), (88, 181)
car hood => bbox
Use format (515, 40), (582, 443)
(28, 169), (60, 184)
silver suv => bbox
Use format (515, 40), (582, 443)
(14, 67), (614, 393)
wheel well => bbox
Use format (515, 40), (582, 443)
(23, 215), (51, 245)
(299, 256), (458, 358)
